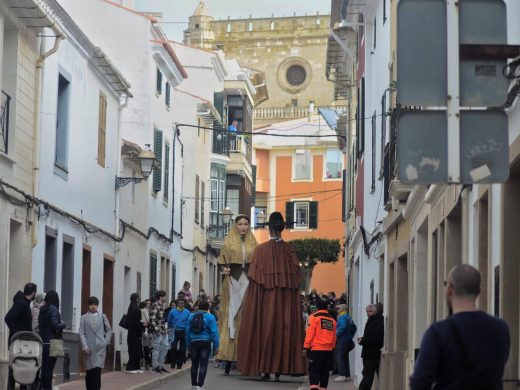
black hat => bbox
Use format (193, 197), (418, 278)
(268, 211), (285, 232)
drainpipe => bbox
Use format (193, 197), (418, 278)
(114, 94), (129, 241)
(32, 31), (65, 247)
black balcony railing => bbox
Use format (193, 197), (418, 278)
(1, 90), (11, 154)
(212, 121), (230, 156)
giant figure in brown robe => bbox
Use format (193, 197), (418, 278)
(237, 212), (306, 376)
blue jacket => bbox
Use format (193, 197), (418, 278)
(336, 313), (356, 342)
(167, 308), (190, 331)
(38, 304), (66, 344)
(186, 311), (219, 349)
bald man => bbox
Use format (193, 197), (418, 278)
(410, 264), (510, 390)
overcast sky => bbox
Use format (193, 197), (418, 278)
(135, 0), (331, 41)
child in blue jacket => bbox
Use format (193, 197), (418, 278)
(186, 300), (219, 389)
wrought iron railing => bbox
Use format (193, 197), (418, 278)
(212, 121), (230, 156)
(1, 90), (11, 154)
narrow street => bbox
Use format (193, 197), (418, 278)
(153, 365), (356, 390)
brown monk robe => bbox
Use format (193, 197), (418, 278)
(237, 212), (307, 376)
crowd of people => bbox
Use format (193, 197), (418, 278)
(4, 210), (510, 390)
(4, 285), (112, 390)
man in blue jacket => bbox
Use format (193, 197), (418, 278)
(186, 300), (219, 390)
(167, 298), (191, 369)
(334, 304), (357, 382)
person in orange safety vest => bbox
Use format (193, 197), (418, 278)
(303, 299), (337, 390)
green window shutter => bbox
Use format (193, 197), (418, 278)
(214, 92), (224, 118)
(153, 130), (163, 193)
(165, 82), (171, 106)
(164, 143), (170, 200)
(309, 201), (318, 229)
(286, 201), (295, 225)
(150, 253), (157, 297)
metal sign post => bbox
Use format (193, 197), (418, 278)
(446, 0), (460, 183)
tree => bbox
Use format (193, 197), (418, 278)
(289, 238), (341, 265)
(288, 238), (342, 293)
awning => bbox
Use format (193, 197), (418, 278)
(6, 0), (63, 35)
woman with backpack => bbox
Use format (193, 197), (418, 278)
(186, 300), (220, 389)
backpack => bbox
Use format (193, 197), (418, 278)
(348, 317), (357, 336)
(190, 313), (206, 334)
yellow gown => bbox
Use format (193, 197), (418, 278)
(216, 224), (257, 362)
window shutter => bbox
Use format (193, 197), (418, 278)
(285, 202), (295, 225)
(165, 82), (171, 106)
(156, 69), (162, 94)
(214, 92), (225, 118)
(309, 201), (318, 229)
(149, 253), (157, 297)
(98, 95), (107, 167)
(153, 130), (163, 193)
(164, 143), (170, 200)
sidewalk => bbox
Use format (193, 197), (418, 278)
(56, 366), (190, 390)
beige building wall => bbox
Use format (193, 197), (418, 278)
(211, 15), (337, 113)
(0, 23), (39, 386)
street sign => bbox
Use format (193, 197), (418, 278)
(396, 0), (510, 184)
(398, 110), (509, 184)
(459, 0), (508, 107)
(398, 111), (448, 184)
(397, 0), (447, 107)
(460, 111), (509, 183)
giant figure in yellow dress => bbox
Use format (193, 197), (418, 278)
(217, 214), (257, 374)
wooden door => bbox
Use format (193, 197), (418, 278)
(103, 258), (114, 371)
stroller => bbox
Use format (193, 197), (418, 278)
(8, 331), (43, 390)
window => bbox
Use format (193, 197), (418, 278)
(293, 149), (312, 180)
(325, 149), (342, 179)
(201, 181), (205, 228)
(149, 253), (157, 297)
(210, 179), (218, 212)
(227, 188), (240, 218)
(195, 175), (200, 223)
(255, 207), (267, 225)
(164, 143), (170, 201)
(227, 23), (232, 32)
(137, 271), (142, 298)
(371, 112), (376, 193)
(383, 0), (387, 24)
(55, 74), (70, 171)
(97, 95), (107, 167)
(357, 78), (366, 158)
(248, 22), (253, 32)
(295, 202), (309, 228)
(270, 21), (275, 30)
(165, 82), (171, 108)
(153, 130), (163, 193)
(285, 201), (318, 229)
(316, 18), (321, 25)
(156, 69), (162, 94)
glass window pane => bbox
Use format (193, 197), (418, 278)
(295, 202), (309, 227)
(325, 149), (342, 179)
(294, 150), (311, 179)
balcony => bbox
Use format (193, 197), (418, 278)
(228, 134), (253, 182)
(1, 90), (11, 154)
(212, 123), (230, 157)
(254, 105), (347, 122)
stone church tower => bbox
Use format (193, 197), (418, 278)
(183, 1), (215, 49)
(183, 4), (341, 127)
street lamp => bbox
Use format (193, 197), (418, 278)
(115, 144), (158, 189)
(257, 210), (266, 225)
(222, 205), (234, 226)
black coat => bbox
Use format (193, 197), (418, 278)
(4, 291), (32, 342)
(126, 303), (143, 336)
(38, 304), (66, 344)
(360, 313), (384, 359)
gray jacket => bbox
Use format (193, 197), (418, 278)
(79, 312), (113, 370)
